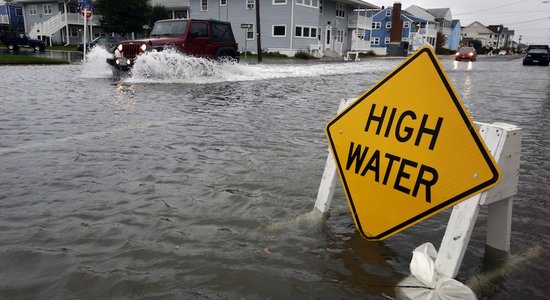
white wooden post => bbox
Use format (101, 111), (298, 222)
(313, 98), (352, 214)
(482, 123), (521, 252)
(435, 122), (521, 278)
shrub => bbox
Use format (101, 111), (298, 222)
(294, 51), (313, 59)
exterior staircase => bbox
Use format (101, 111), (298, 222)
(28, 12), (99, 40)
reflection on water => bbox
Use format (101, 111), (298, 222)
(0, 55), (548, 299)
(461, 75), (473, 110)
(452, 60), (474, 71)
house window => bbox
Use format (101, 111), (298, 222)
(336, 29), (344, 42)
(201, 0), (208, 11)
(371, 37), (380, 45)
(173, 10), (188, 19)
(246, 0), (255, 9)
(385, 37), (390, 44)
(295, 25), (317, 38)
(16, 8), (22, 16)
(273, 0), (286, 4)
(372, 22), (381, 29)
(68, 5), (78, 13)
(385, 9), (391, 16)
(245, 24), (254, 40)
(272, 25), (286, 37)
(69, 27), (78, 37)
(357, 29), (365, 39)
(403, 22), (410, 28)
(335, 3), (345, 18)
(43, 4), (52, 15)
(386, 22), (391, 29)
(220, 0), (227, 6)
(296, 0), (318, 8)
(29, 5), (37, 15)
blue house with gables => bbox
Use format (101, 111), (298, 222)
(0, 0), (24, 32)
(369, 3), (429, 55)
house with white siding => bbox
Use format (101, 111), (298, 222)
(13, 0), (377, 58)
(460, 21), (495, 48)
(187, 0), (378, 57)
(13, 0), (101, 45)
(12, 0), (191, 45)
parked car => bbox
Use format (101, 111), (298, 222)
(526, 44), (549, 52)
(106, 18), (239, 75)
(0, 31), (45, 52)
(455, 47), (477, 61)
(522, 48), (549, 66)
(77, 36), (125, 52)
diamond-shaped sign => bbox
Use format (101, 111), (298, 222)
(326, 46), (501, 241)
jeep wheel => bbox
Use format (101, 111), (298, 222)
(216, 50), (237, 62)
(7, 43), (19, 51)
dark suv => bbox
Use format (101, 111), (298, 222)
(107, 19), (239, 74)
(0, 30), (46, 52)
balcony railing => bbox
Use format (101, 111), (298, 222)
(348, 15), (372, 29)
(0, 14), (9, 24)
(418, 25), (438, 37)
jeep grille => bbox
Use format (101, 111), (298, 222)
(121, 44), (141, 58)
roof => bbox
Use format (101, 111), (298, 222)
(339, 0), (378, 9)
(11, 0), (55, 3)
(402, 10), (429, 23)
(487, 25), (503, 34)
(426, 8), (451, 20)
(151, 0), (190, 8)
(404, 5), (435, 22)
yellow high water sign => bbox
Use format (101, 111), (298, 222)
(326, 46), (501, 241)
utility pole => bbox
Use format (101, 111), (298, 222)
(255, 0), (262, 62)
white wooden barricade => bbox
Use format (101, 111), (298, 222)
(314, 99), (522, 278)
(435, 122), (521, 278)
(314, 98), (353, 213)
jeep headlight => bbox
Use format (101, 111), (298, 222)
(140, 43), (147, 52)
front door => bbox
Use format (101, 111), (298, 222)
(325, 25), (332, 51)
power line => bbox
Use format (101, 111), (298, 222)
(507, 17), (550, 25)
(454, 0), (529, 16)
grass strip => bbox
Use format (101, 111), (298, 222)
(0, 53), (70, 65)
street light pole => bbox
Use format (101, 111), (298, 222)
(255, 0), (262, 62)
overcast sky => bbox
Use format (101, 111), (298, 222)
(377, 0), (550, 45)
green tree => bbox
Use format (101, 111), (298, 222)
(95, 0), (150, 35)
(148, 4), (170, 28)
(435, 31), (448, 54)
(471, 39), (483, 53)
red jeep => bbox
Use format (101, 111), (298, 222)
(107, 19), (239, 74)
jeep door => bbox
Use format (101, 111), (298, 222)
(186, 21), (213, 58)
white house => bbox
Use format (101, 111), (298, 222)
(460, 21), (495, 48)
(14, 0), (379, 58)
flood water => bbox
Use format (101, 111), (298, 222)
(0, 49), (549, 299)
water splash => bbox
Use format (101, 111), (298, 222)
(80, 46), (113, 78)
(123, 49), (391, 84)
(79, 47), (394, 84)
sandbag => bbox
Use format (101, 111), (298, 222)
(396, 242), (477, 300)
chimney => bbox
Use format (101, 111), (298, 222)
(390, 2), (403, 43)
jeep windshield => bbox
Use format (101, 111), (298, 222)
(150, 21), (188, 36)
